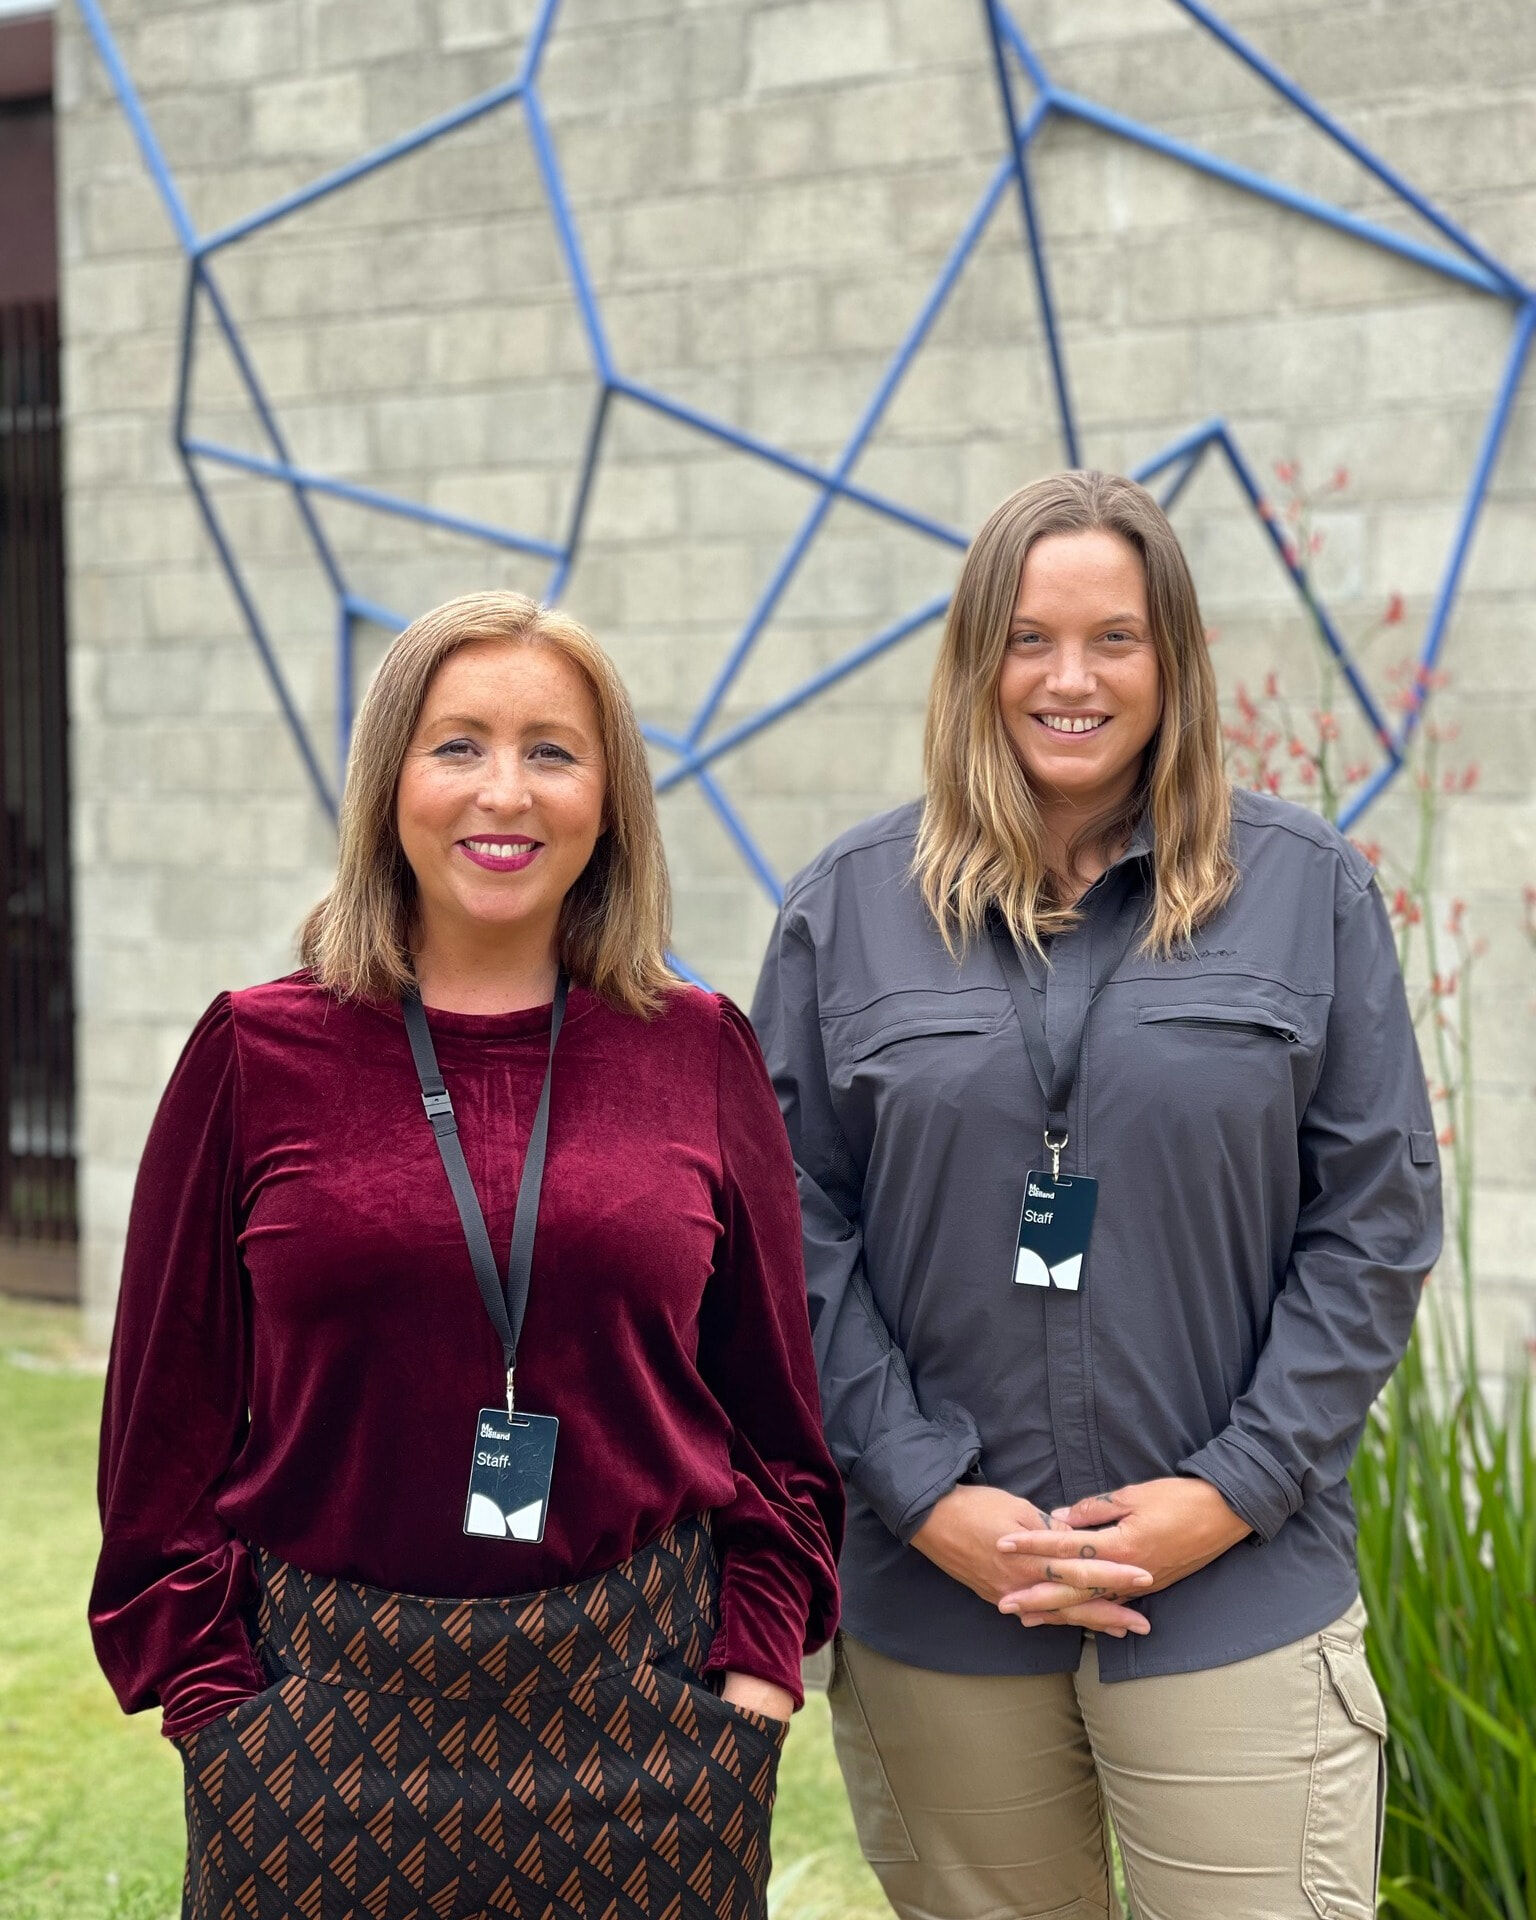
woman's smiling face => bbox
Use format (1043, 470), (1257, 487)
(997, 526), (1163, 817)
(396, 638), (607, 959)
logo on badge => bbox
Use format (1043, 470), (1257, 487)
(465, 1490), (547, 1540)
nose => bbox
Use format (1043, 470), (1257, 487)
(475, 747), (533, 817)
(1044, 641), (1095, 698)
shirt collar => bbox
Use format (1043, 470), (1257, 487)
(1110, 809), (1155, 871)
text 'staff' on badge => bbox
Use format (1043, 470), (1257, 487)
(463, 1409), (558, 1542)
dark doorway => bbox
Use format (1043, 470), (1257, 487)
(0, 10), (75, 1300)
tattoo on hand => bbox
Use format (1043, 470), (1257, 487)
(1080, 1544), (1097, 1559)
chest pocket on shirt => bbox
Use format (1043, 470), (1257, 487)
(1130, 990), (1321, 1125)
(822, 997), (1014, 1124)
(1136, 1001), (1301, 1044)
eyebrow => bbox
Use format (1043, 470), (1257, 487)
(423, 712), (588, 734)
(1008, 612), (1147, 630)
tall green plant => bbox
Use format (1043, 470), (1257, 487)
(1229, 465), (1535, 1916)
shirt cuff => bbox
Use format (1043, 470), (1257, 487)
(1179, 1427), (1300, 1544)
(848, 1402), (983, 1544)
(703, 1560), (813, 1708)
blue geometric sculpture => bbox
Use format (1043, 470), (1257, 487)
(75, 0), (1534, 921)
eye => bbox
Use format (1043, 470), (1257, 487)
(1100, 629), (1140, 645)
(1008, 629), (1045, 648)
(530, 741), (576, 764)
(430, 737), (478, 759)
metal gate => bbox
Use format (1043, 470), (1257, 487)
(0, 298), (76, 1249)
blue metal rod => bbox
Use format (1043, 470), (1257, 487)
(1051, 89), (1508, 300)
(1214, 425), (1398, 753)
(171, 265), (198, 446)
(695, 769), (784, 906)
(196, 76), (529, 258)
(523, 89), (614, 383)
(518, 0), (564, 85)
(665, 949), (711, 989)
(985, 7), (1078, 465)
(683, 159), (1012, 745)
(642, 723), (685, 751)
(610, 378), (971, 550)
(1130, 417), (1223, 483)
(993, 4), (1051, 94)
(344, 592), (410, 632)
(1157, 445), (1207, 514)
(179, 450), (339, 820)
(336, 602), (355, 777)
(73, 0), (200, 252)
(1166, 0), (1530, 300)
(543, 384), (614, 602)
(183, 436), (567, 560)
(192, 265), (352, 598)
(1398, 299), (1536, 735)
(657, 594), (951, 793)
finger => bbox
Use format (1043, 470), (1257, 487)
(1014, 1600), (1151, 1637)
(998, 1527), (1130, 1561)
(1051, 1493), (1133, 1526)
(1003, 1558), (1152, 1596)
(999, 1576), (1143, 1612)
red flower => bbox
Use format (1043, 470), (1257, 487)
(1307, 530), (1325, 554)
(1264, 670), (1280, 698)
(1437, 1126), (1455, 1147)
(1274, 459), (1298, 485)
(1384, 592), (1405, 625)
(1447, 899), (1466, 935)
(1330, 465), (1349, 491)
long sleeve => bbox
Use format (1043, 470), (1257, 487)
(89, 995), (266, 1740)
(696, 1002), (843, 1706)
(1180, 872), (1442, 1541)
(752, 912), (981, 1544)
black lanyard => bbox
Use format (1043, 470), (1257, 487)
(989, 885), (1144, 1175)
(401, 973), (567, 1412)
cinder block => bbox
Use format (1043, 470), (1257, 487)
(749, 177), (896, 268)
(316, 0), (426, 66)
(747, 1), (895, 95)
(251, 74), (368, 159)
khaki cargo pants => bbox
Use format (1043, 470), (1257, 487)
(829, 1601), (1387, 1920)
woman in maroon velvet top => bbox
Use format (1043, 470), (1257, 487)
(91, 592), (841, 1920)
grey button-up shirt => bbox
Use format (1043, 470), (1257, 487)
(751, 789), (1441, 1681)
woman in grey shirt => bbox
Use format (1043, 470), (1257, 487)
(752, 471), (1440, 1920)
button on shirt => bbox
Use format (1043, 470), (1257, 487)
(751, 790), (1441, 1681)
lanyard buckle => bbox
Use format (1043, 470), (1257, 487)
(1044, 1130), (1068, 1180)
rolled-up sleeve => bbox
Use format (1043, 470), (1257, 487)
(1180, 872), (1442, 1541)
(753, 910), (982, 1543)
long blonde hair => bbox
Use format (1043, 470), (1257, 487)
(300, 592), (674, 1015)
(916, 470), (1236, 957)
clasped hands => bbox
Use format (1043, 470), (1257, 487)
(910, 1479), (1250, 1636)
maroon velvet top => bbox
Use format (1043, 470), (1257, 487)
(90, 976), (842, 1740)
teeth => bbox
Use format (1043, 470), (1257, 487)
(1038, 715), (1107, 734)
(465, 839), (535, 855)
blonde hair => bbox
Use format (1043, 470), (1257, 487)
(916, 470), (1236, 957)
(300, 592), (673, 1015)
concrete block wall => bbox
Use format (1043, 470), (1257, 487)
(55, 0), (1535, 1344)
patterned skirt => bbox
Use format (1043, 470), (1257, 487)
(175, 1519), (787, 1920)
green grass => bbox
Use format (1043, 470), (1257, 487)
(0, 1297), (883, 1920)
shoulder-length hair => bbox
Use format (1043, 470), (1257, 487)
(916, 470), (1236, 957)
(299, 591), (673, 1016)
